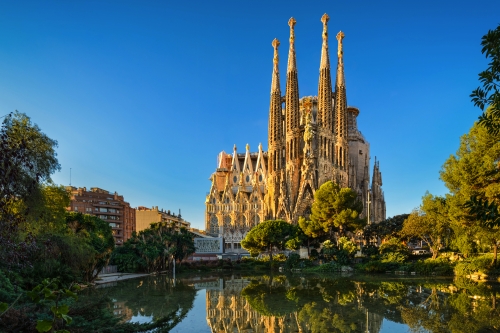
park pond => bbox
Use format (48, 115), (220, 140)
(94, 273), (500, 332)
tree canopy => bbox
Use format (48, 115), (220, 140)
(401, 194), (450, 259)
(241, 220), (298, 262)
(309, 181), (365, 238)
(471, 24), (500, 135)
(0, 112), (60, 268)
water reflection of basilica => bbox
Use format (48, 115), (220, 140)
(204, 276), (383, 333)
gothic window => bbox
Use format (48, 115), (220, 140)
(241, 216), (247, 228)
(223, 216), (231, 228)
(209, 215), (219, 234)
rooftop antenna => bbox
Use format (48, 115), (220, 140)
(70, 168), (72, 186)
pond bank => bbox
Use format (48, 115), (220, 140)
(95, 272), (150, 284)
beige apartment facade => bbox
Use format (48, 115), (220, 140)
(136, 206), (190, 232)
(66, 186), (136, 245)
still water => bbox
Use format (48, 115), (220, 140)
(99, 273), (500, 332)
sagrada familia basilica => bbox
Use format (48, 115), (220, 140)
(205, 14), (386, 251)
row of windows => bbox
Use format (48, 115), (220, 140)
(225, 243), (242, 249)
(98, 215), (120, 221)
(207, 204), (261, 213)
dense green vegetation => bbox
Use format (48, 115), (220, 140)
(0, 112), (185, 332)
(111, 222), (195, 273)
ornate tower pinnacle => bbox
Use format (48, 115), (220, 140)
(268, 38), (283, 170)
(334, 30), (348, 169)
(320, 14), (330, 70)
(318, 12), (334, 165)
(271, 38), (280, 93)
(336, 31), (345, 86)
(285, 17), (300, 135)
(287, 18), (297, 71)
(321, 14), (329, 40)
(337, 31), (344, 58)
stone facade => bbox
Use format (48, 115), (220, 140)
(205, 14), (386, 250)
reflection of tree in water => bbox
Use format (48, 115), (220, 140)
(101, 275), (197, 327)
(207, 275), (500, 333)
(399, 278), (500, 333)
(206, 275), (380, 333)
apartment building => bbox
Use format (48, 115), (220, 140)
(136, 206), (190, 232)
(66, 186), (136, 245)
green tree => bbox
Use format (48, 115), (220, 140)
(401, 193), (450, 259)
(471, 24), (500, 135)
(0, 112), (60, 268)
(241, 220), (297, 263)
(309, 181), (364, 239)
(111, 222), (195, 273)
(363, 214), (409, 243)
(64, 212), (115, 282)
(440, 119), (500, 264)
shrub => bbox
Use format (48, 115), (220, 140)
(285, 253), (301, 269)
(454, 254), (498, 276)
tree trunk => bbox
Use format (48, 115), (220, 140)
(269, 244), (273, 265)
(493, 243), (498, 267)
(432, 248), (438, 259)
(307, 239), (310, 257)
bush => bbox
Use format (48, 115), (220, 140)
(285, 253), (301, 269)
(356, 261), (389, 273)
(454, 254), (499, 276)
(304, 261), (342, 273)
(362, 245), (379, 257)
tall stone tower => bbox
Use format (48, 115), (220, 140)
(317, 13), (335, 186)
(285, 18), (301, 220)
(333, 30), (349, 187)
(265, 38), (285, 220)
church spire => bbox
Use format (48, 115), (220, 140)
(285, 18), (300, 154)
(268, 38), (283, 172)
(334, 31), (347, 139)
(334, 30), (348, 169)
(317, 13), (333, 132)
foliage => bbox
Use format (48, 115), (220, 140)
(241, 220), (298, 262)
(337, 237), (357, 255)
(379, 237), (409, 258)
(465, 195), (500, 227)
(304, 261), (343, 273)
(26, 278), (80, 333)
(454, 254), (500, 276)
(363, 214), (409, 241)
(241, 279), (299, 316)
(111, 222), (195, 273)
(401, 194), (450, 259)
(361, 244), (378, 257)
(0, 112), (60, 268)
(309, 181), (365, 238)
(440, 119), (500, 264)
(471, 23), (500, 135)
(284, 253), (301, 269)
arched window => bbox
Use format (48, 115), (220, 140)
(209, 215), (219, 234)
(223, 216), (231, 228)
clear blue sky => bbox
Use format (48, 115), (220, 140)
(1, 1), (498, 229)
